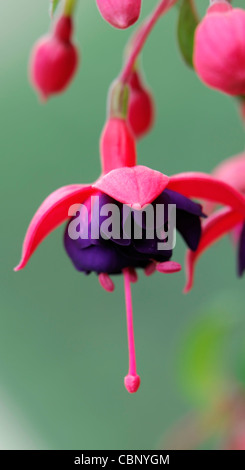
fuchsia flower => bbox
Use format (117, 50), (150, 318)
(15, 113), (245, 393)
(194, 1), (245, 96)
(185, 153), (245, 292)
(30, 15), (78, 100)
(128, 70), (154, 139)
(96, 0), (141, 29)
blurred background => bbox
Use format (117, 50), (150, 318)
(1, 0), (245, 449)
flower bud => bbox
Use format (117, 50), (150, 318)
(193, 3), (245, 96)
(100, 118), (137, 174)
(30, 16), (79, 100)
(128, 70), (154, 139)
(96, 0), (141, 29)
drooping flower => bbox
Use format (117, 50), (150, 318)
(30, 15), (79, 100)
(193, 1), (245, 96)
(96, 0), (141, 29)
(184, 153), (245, 292)
(15, 111), (245, 392)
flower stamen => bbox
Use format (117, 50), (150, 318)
(156, 261), (182, 274)
(123, 268), (141, 394)
(128, 267), (138, 283)
(144, 261), (156, 276)
(98, 273), (115, 292)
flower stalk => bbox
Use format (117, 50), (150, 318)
(120, 0), (178, 84)
(64, 0), (77, 17)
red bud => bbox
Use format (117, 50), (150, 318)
(128, 71), (154, 139)
(96, 0), (141, 29)
(30, 16), (79, 100)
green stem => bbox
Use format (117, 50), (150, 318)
(64, 0), (77, 16)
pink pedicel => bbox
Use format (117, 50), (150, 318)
(128, 70), (154, 139)
(156, 261), (182, 274)
(193, 4), (245, 96)
(98, 273), (115, 292)
(30, 15), (78, 100)
(96, 0), (141, 29)
(123, 268), (141, 394)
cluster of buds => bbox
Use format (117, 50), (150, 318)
(29, 0), (144, 100)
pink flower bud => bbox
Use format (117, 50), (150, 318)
(193, 4), (245, 96)
(96, 0), (141, 29)
(30, 16), (79, 100)
(100, 118), (137, 174)
(128, 70), (154, 139)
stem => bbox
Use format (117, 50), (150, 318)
(124, 269), (137, 375)
(123, 268), (140, 393)
(64, 0), (77, 16)
(109, 81), (129, 119)
(120, 0), (179, 84)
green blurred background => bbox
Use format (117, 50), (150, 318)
(1, 0), (245, 450)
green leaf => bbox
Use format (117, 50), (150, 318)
(177, 0), (199, 68)
(50, 0), (61, 18)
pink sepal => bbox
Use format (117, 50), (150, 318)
(184, 208), (245, 293)
(94, 165), (169, 208)
(15, 184), (93, 271)
(205, 153), (245, 215)
(168, 172), (245, 216)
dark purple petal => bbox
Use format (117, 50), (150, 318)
(64, 188), (204, 275)
(176, 210), (202, 251)
(238, 222), (245, 277)
(161, 189), (205, 217)
(65, 226), (138, 274)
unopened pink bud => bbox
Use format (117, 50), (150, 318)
(30, 16), (79, 100)
(128, 70), (154, 139)
(96, 0), (141, 29)
(193, 5), (245, 96)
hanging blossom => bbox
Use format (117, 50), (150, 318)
(15, 77), (245, 392)
(194, 0), (245, 96)
(184, 153), (245, 293)
(17, 0), (245, 393)
(30, 3), (79, 100)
